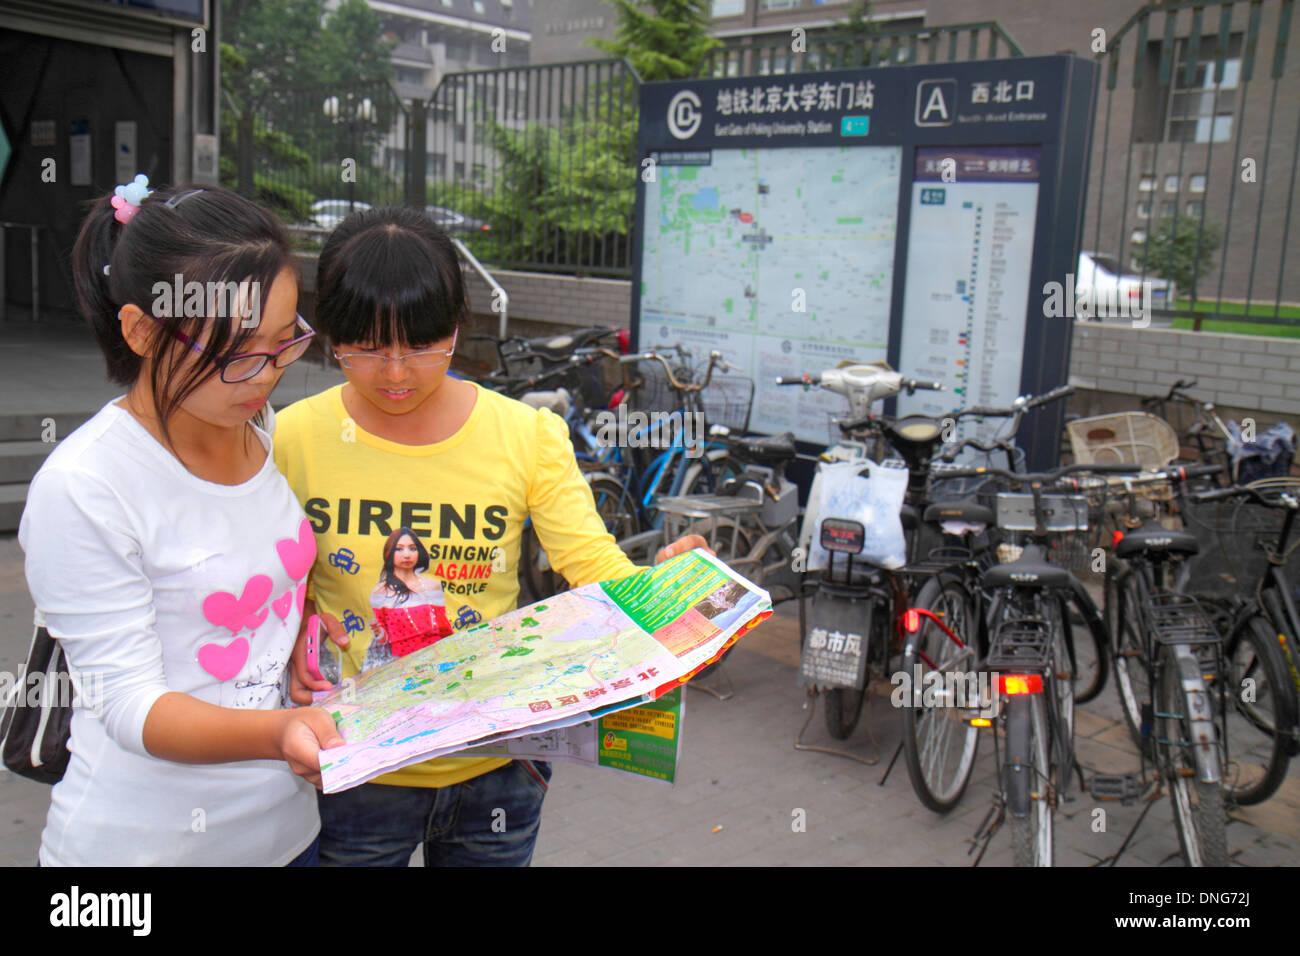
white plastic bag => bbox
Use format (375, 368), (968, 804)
(799, 460), (908, 570)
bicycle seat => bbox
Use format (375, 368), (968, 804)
(525, 328), (611, 362)
(981, 547), (1072, 589)
(923, 499), (995, 526)
(728, 431), (797, 465)
(1114, 524), (1199, 558)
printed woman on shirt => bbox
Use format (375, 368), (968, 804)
(362, 526), (453, 669)
(274, 205), (706, 866)
(18, 179), (341, 867)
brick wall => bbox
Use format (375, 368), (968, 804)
(1069, 322), (1300, 425)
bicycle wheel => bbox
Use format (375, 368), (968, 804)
(589, 474), (641, 541)
(1220, 613), (1293, 805)
(1047, 598), (1076, 778)
(902, 573), (981, 812)
(1110, 573), (1154, 757)
(824, 687), (866, 740)
(1007, 693), (1055, 867)
(1061, 591), (1108, 704)
(1158, 645), (1230, 866)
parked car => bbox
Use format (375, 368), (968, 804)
(1075, 251), (1175, 319)
(311, 199), (371, 230)
(425, 205), (491, 235)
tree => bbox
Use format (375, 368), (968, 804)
(219, 0), (395, 202)
(589, 0), (722, 81)
(1134, 213), (1222, 301)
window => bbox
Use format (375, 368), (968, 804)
(473, 1), (485, 13)
(712, 0), (745, 14)
(454, 161), (465, 180)
(455, 123), (466, 143)
(1137, 201), (1151, 219)
(1164, 175), (1179, 193)
(1165, 33), (1241, 143)
(1130, 230), (1148, 272)
(1189, 173), (1206, 192)
(760, 0), (799, 9)
(1138, 175), (1156, 192)
(1186, 201), (1204, 218)
(502, 0), (513, 17)
(1159, 203), (1175, 219)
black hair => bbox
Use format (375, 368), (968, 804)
(71, 184), (297, 442)
(380, 527), (432, 603)
(315, 205), (467, 349)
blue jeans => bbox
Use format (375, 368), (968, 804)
(317, 760), (552, 867)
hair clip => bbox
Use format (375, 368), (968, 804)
(165, 188), (204, 209)
(111, 174), (152, 225)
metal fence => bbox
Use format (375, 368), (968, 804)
(226, 80), (410, 233)
(231, 6), (1299, 332)
(698, 20), (1024, 77)
(421, 57), (642, 277)
(1086, 0), (1300, 329)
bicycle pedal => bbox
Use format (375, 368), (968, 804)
(1089, 773), (1142, 804)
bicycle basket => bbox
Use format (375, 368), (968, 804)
(1181, 479), (1300, 596)
(699, 372), (754, 433)
(628, 359), (685, 415)
(992, 491), (1093, 570)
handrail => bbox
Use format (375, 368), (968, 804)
(452, 237), (508, 339)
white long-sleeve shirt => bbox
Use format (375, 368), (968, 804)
(18, 400), (318, 866)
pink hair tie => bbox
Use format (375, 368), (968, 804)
(111, 174), (152, 225)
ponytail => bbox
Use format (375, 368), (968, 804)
(68, 183), (297, 439)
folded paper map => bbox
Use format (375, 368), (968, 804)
(315, 548), (771, 792)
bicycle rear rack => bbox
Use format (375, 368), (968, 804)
(1141, 591), (1221, 646)
(986, 618), (1053, 671)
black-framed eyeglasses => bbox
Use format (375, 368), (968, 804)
(149, 312), (316, 383)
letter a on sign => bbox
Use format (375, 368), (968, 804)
(915, 79), (956, 127)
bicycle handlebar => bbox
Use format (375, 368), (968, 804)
(624, 348), (733, 393)
(936, 461), (1142, 485)
(1192, 481), (1300, 508)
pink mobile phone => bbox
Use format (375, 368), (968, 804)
(305, 614), (325, 683)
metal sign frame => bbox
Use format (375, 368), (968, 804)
(633, 55), (1099, 469)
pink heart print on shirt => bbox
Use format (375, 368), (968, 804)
(272, 589), (293, 621)
(276, 518), (317, 582)
(197, 637), (249, 681)
(202, 574), (274, 634)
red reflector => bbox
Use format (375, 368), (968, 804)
(998, 674), (1043, 695)
(902, 609), (921, 633)
(1111, 530), (1124, 548)
(617, 329), (631, 355)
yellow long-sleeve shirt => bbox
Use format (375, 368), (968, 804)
(273, 382), (639, 787)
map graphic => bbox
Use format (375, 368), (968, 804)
(639, 145), (902, 441)
(316, 550), (771, 792)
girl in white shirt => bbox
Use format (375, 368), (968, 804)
(18, 180), (340, 866)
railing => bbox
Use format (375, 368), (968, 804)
(226, 80), (409, 232)
(423, 58), (642, 278)
(699, 20), (1025, 78)
(1087, 0), (1300, 331)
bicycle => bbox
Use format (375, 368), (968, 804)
(912, 460), (1139, 866)
(771, 365), (945, 748)
(897, 389), (1114, 816)
(1176, 478), (1300, 804)
(1097, 465), (1291, 864)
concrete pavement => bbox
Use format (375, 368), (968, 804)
(2, 533), (1296, 866)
